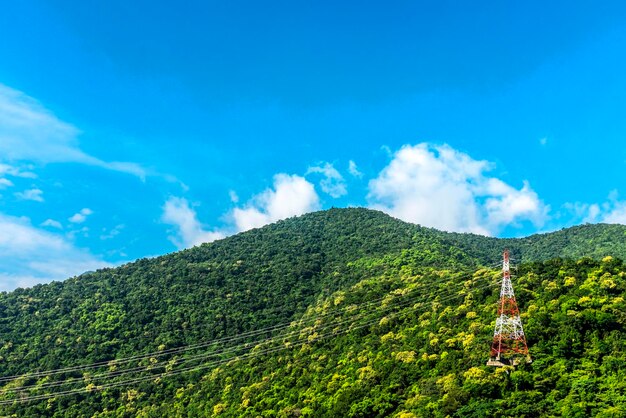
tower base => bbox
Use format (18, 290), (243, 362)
(486, 358), (510, 367)
(486, 355), (532, 367)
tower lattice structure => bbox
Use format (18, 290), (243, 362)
(487, 249), (531, 366)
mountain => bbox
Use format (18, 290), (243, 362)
(0, 208), (625, 417)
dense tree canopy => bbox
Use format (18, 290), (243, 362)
(0, 208), (625, 416)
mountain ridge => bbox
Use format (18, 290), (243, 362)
(1, 207), (626, 416)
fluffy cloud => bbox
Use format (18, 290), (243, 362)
(69, 208), (93, 224)
(162, 174), (320, 249)
(162, 197), (225, 249)
(14, 188), (44, 202)
(0, 213), (110, 291)
(233, 174), (320, 231)
(368, 143), (547, 235)
(0, 84), (146, 179)
(306, 163), (347, 198)
(481, 179), (546, 229)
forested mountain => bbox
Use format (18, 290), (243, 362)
(0, 208), (625, 417)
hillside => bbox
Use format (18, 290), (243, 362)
(0, 208), (625, 416)
(443, 223), (626, 264)
(118, 256), (626, 417)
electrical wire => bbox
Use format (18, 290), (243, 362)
(0, 279), (501, 405)
(2, 272), (482, 392)
(0, 267), (481, 382)
(1, 280), (500, 404)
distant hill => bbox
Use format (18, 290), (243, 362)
(0, 208), (625, 417)
(442, 222), (626, 264)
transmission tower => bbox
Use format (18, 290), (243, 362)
(487, 249), (531, 367)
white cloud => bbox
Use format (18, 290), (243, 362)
(67, 226), (90, 239)
(0, 163), (37, 179)
(14, 188), (44, 202)
(232, 174), (320, 231)
(0, 84), (146, 179)
(0, 273), (50, 290)
(229, 190), (239, 203)
(602, 205), (626, 223)
(348, 160), (363, 178)
(0, 163), (36, 190)
(367, 143), (547, 235)
(0, 213), (110, 291)
(41, 218), (63, 229)
(69, 208), (93, 224)
(567, 190), (626, 225)
(0, 178), (13, 189)
(100, 224), (124, 240)
(0, 215), (65, 256)
(540, 137), (548, 146)
(162, 174), (320, 248)
(306, 163), (347, 198)
(162, 197), (225, 249)
(481, 179), (547, 229)
(586, 204), (602, 222)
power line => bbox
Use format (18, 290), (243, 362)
(0, 279), (500, 405)
(4, 281), (465, 393)
(2, 280), (498, 405)
(3, 271), (477, 392)
(0, 267), (479, 383)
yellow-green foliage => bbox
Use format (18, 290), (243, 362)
(1, 210), (626, 417)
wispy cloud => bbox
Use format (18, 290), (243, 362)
(41, 218), (63, 229)
(0, 213), (110, 291)
(0, 163), (35, 190)
(306, 163), (347, 198)
(0, 163), (36, 179)
(100, 224), (124, 240)
(348, 160), (363, 178)
(368, 143), (548, 236)
(565, 190), (626, 225)
(14, 188), (44, 202)
(0, 178), (13, 189)
(0, 84), (147, 179)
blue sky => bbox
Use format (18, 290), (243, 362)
(2, 1), (626, 290)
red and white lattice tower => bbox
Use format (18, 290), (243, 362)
(487, 249), (531, 367)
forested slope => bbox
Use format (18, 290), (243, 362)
(0, 208), (625, 417)
(123, 256), (626, 417)
(443, 223), (626, 264)
(0, 209), (473, 383)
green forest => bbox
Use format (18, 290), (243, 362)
(1, 208), (626, 417)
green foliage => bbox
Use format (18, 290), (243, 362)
(444, 223), (626, 264)
(0, 208), (626, 416)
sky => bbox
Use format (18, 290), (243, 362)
(2, 1), (626, 291)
